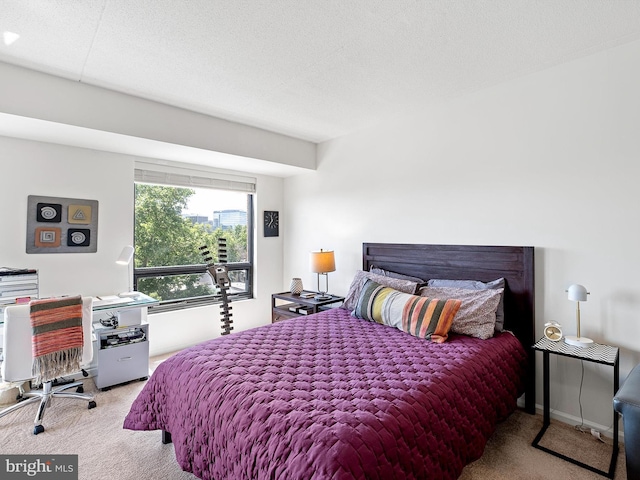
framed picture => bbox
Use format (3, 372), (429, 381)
(27, 195), (99, 253)
(264, 211), (279, 237)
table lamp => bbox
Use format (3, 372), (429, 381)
(564, 284), (593, 347)
(309, 249), (335, 300)
(116, 245), (137, 297)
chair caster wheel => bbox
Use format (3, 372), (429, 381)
(34, 425), (45, 435)
(88, 400), (97, 409)
(76, 386), (84, 393)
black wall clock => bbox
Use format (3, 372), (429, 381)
(264, 210), (279, 237)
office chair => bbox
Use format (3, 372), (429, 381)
(0, 296), (97, 434)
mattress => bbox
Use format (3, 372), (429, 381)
(124, 307), (527, 479)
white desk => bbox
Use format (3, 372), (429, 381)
(92, 292), (158, 326)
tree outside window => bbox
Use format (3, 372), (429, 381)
(134, 183), (252, 307)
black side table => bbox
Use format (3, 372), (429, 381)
(271, 291), (344, 323)
(532, 337), (619, 478)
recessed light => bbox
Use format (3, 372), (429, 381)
(3, 31), (20, 46)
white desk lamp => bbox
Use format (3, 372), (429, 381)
(564, 284), (593, 347)
(116, 245), (137, 298)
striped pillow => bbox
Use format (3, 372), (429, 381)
(353, 279), (461, 343)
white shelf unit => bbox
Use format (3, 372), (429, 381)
(0, 270), (39, 306)
(0, 270), (39, 360)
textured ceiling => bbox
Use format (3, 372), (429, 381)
(2, 1), (640, 143)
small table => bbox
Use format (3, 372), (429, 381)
(532, 337), (619, 478)
(271, 291), (344, 323)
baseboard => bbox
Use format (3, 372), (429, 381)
(519, 400), (624, 443)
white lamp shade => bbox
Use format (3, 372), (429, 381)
(567, 284), (588, 302)
(116, 245), (135, 265)
(310, 250), (336, 274)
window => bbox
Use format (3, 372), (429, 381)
(133, 181), (253, 312)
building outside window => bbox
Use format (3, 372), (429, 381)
(133, 180), (253, 312)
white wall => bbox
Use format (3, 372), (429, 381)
(0, 138), (133, 296)
(0, 136), (284, 356)
(284, 39), (640, 431)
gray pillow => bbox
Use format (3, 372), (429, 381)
(343, 271), (420, 311)
(370, 266), (425, 284)
(419, 286), (503, 339)
(426, 278), (506, 331)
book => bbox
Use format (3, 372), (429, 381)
(0, 268), (37, 277)
(288, 303), (304, 313)
(286, 304), (314, 315)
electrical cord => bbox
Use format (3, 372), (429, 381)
(575, 360), (589, 433)
(573, 360), (610, 444)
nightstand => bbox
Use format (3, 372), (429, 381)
(271, 291), (345, 323)
(532, 337), (619, 478)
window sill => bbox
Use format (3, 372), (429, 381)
(147, 293), (253, 314)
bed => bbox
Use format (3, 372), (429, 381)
(124, 243), (535, 479)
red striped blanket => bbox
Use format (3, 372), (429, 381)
(30, 296), (83, 384)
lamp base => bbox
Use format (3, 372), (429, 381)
(314, 293), (332, 300)
(564, 335), (594, 348)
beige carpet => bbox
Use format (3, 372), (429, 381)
(0, 354), (627, 480)
(459, 410), (626, 480)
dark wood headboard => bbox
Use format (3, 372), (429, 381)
(363, 243), (535, 414)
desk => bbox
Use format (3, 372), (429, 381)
(532, 337), (619, 478)
(93, 292), (158, 327)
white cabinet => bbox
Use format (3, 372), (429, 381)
(90, 292), (158, 389)
(92, 322), (149, 390)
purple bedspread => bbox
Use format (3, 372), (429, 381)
(124, 308), (526, 479)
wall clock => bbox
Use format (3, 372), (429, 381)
(264, 211), (279, 237)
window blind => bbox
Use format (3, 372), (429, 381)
(134, 163), (256, 193)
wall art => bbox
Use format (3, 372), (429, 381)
(26, 195), (99, 254)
